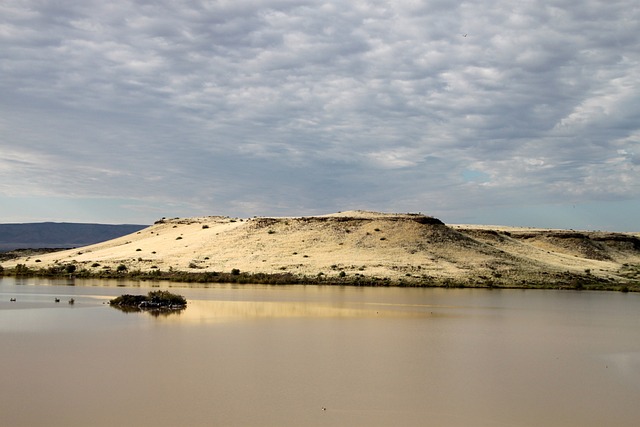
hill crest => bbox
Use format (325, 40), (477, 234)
(2, 212), (639, 288)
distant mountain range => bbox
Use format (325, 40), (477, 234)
(0, 222), (148, 252)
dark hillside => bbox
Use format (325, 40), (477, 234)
(0, 222), (147, 251)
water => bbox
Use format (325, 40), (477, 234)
(1, 277), (639, 426)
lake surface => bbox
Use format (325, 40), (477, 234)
(1, 277), (639, 427)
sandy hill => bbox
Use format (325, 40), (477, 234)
(3, 211), (640, 288)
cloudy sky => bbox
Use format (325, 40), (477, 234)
(1, 0), (639, 230)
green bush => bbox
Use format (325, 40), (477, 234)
(14, 264), (30, 275)
(110, 294), (147, 306)
(109, 290), (186, 309)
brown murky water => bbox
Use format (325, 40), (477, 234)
(1, 277), (639, 426)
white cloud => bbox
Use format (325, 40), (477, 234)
(0, 0), (639, 230)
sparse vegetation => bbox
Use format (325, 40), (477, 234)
(1, 262), (637, 290)
(14, 264), (30, 275)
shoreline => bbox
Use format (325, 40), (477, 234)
(1, 266), (636, 292)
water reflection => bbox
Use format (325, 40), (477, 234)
(1, 278), (639, 427)
(109, 304), (186, 317)
(165, 299), (438, 324)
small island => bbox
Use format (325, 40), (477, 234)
(109, 290), (187, 313)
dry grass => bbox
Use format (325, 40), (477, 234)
(3, 211), (639, 288)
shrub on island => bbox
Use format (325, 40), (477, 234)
(109, 290), (187, 311)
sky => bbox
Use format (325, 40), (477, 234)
(1, 0), (639, 231)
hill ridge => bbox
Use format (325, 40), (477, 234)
(2, 212), (639, 289)
(0, 222), (147, 251)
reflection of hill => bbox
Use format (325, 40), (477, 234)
(178, 300), (432, 324)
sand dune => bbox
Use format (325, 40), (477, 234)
(3, 211), (639, 288)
